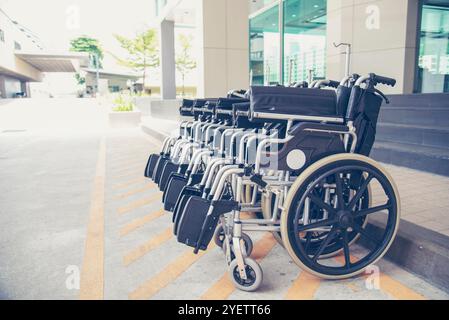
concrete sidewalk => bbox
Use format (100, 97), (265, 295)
(1, 125), (447, 299)
(104, 129), (447, 299)
(140, 117), (449, 290)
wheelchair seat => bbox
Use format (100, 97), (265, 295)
(179, 99), (194, 117)
(249, 86), (340, 121)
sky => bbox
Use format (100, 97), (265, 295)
(0, 0), (156, 71)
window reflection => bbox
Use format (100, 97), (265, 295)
(249, 0), (327, 86)
(283, 0), (327, 84)
(417, 1), (449, 93)
(250, 3), (280, 85)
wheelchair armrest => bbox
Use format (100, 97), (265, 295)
(288, 122), (349, 135)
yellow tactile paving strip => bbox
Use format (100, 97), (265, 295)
(285, 272), (321, 300)
(334, 255), (426, 300)
(129, 248), (213, 300)
(120, 208), (166, 237)
(117, 193), (162, 215)
(123, 227), (173, 266)
(79, 137), (106, 300)
(114, 184), (157, 200)
(81, 131), (448, 300)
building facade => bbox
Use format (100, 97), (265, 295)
(0, 8), (43, 98)
(154, 0), (448, 96)
(0, 8), (89, 98)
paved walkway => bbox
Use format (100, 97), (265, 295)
(100, 129), (448, 300)
(1, 119), (448, 299)
(383, 164), (449, 236)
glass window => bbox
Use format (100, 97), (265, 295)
(283, 0), (327, 84)
(417, 1), (449, 93)
(249, 3), (280, 85)
(249, 0), (327, 86)
(250, 0), (279, 15)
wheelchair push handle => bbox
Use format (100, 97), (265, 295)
(370, 73), (396, 87)
(313, 79), (340, 89)
(355, 73), (396, 88)
(327, 80), (341, 88)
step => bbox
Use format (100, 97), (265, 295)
(377, 123), (449, 149)
(387, 93), (449, 109)
(379, 107), (449, 127)
(371, 141), (449, 177)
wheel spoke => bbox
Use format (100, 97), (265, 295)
(312, 226), (338, 261)
(309, 193), (337, 215)
(354, 202), (392, 218)
(334, 173), (345, 210)
(348, 174), (373, 211)
(353, 224), (379, 246)
(297, 218), (337, 232)
(341, 231), (351, 269)
(304, 232), (312, 252)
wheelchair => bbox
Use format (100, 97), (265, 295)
(144, 73), (400, 292)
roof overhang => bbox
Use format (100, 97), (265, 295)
(154, 0), (196, 27)
(82, 68), (140, 80)
(15, 51), (90, 73)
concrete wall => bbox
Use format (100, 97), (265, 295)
(196, 0), (250, 98)
(0, 10), (43, 82)
(326, 0), (420, 94)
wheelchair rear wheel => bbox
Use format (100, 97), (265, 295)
(281, 154), (400, 279)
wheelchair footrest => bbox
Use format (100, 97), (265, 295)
(152, 156), (168, 184)
(144, 154), (160, 179)
(163, 174), (188, 212)
(177, 197), (238, 252)
(173, 186), (203, 230)
(159, 162), (180, 193)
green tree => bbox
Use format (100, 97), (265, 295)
(175, 34), (197, 97)
(113, 29), (160, 90)
(70, 36), (104, 85)
(70, 36), (104, 68)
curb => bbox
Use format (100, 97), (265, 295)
(362, 216), (449, 292)
(141, 123), (170, 143)
(140, 125), (449, 293)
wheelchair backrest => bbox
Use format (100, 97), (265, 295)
(346, 86), (384, 156)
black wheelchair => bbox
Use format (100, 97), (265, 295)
(144, 73), (400, 291)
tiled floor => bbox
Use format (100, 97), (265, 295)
(382, 163), (449, 236)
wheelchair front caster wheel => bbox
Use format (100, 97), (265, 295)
(241, 233), (254, 257)
(222, 233), (254, 257)
(213, 226), (225, 248)
(228, 258), (263, 292)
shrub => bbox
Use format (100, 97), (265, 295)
(113, 95), (134, 112)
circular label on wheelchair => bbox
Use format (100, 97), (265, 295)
(286, 149), (306, 170)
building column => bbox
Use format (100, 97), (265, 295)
(159, 19), (177, 100)
(21, 81), (30, 98)
(196, 0), (249, 98)
(326, 0), (420, 94)
(0, 76), (6, 99)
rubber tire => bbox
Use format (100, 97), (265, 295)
(261, 192), (284, 247)
(213, 225), (225, 248)
(280, 153), (401, 280)
(228, 258), (263, 292)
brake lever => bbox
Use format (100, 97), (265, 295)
(375, 89), (390, 104)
